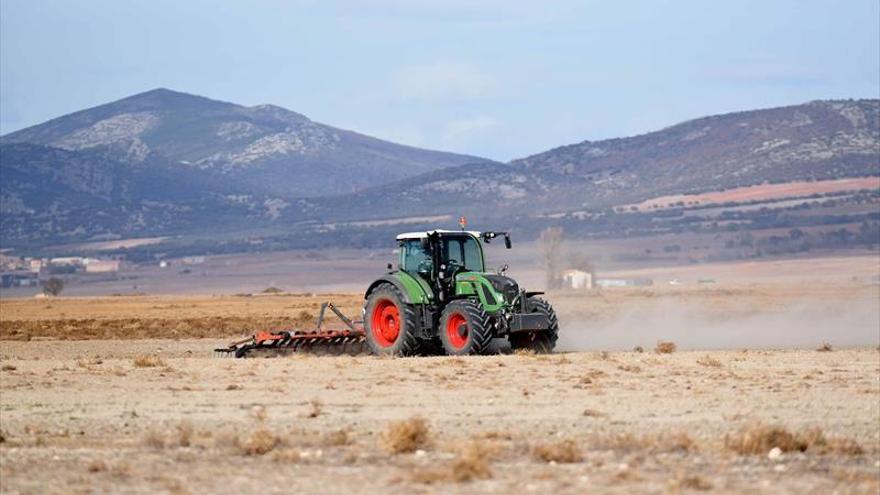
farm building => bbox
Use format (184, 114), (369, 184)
(562, 269), (593, 290)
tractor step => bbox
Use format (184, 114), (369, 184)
(214, 302), (369, 358)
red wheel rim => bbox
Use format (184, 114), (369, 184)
(371, 299), (400, 347)
(446, 312), (469, 349)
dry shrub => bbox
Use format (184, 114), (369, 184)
(262, 287), (284, 294)
(532, 439), (583, 463)
(696, 355), (722, 367)
(816, 342), (833, 352)
(133, 355), (165, 368)
(324, 429), (352, 446)
(380, 417), (429, 454)
(2, 364), (17, 371)
(305, 399), (323, 418)
(655, 341), (677, 354)
(412, 442), (494, 484)
(239, 429), (281, 456)
(226, 384), (242, 391)
(725, 424), (805, 455)
(617, 364), (641, 373)
(582, 408), (607, 418)
(671, 474), (713, 491)
(632, 346), (644, 353)
(592, 432), (695, 453)
(724, 424), (861, 455)
(143, 428), (167, 449)
(176, 421), (194, 447)
(87, 459), (108, 473)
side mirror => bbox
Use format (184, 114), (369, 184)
(504, 234), (512, 249)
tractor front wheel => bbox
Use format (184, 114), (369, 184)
(364, 284), (421, 356)
(509, 297), (559, 353)
(439, 299), (493, 355)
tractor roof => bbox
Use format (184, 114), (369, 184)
(396, 230), (481, 240)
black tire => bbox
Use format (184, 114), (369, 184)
(364, 284), (421, 356)
(438, 299), (493, 355)
(509, 297), (559, 354)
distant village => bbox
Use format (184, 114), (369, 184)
(0, 254), (122, 289)
(0, 254), (207, 289)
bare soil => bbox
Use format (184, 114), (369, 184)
(1, 285), (879, 494)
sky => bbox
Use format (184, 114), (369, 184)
(1, 0), (878, 161)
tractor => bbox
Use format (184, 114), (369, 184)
(363, 229), (558, 356)
(215, 228), (559, 358)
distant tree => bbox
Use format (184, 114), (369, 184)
(538, 227), (565, 290)
(42, 277), (64, 297)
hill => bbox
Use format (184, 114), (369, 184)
(1, 88), (491, 198)
(303, 99), (878, 221)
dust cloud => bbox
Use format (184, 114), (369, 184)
(556, 292), (880, 351)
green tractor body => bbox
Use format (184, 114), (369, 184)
(363, 230), (559, 356)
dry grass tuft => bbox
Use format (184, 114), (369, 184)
(816, 342), (833, 352)
(723, 423), (862, 455)
(725, 424), (806, 455)
(513, 348), (536, 357)
(305, 398), (323, 418)
(176, 421), (194, 447)
(1, 364), (16, 371)
(655, 341), (677, 354)
(582, 408), (607, 418)
(591, 432), (695, 453)
(671, 474), (713, 491)
(133, 355), (166, 368)
(87, 459), (108, 473)
(324, 429), (353, 446)
(239, 429), (281, 456)
(143, 428), (167, 449)
(380, 417), (430, 454)
(696, 355), (722, 367)
(412, 442), (494, 484)
(532, 439), (583, 463)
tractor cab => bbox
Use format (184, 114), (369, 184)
(398, 230), (484, 279)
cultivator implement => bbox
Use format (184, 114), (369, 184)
(214, 302), (368, 358)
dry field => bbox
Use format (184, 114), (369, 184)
(1, 285), (879, 494)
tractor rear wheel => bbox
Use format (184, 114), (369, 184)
(509, 297), (559, 353)
(439, 299), (493, 355)
(364, 284), (421, 356)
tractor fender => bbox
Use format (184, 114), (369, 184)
(365, 273), (431, 305)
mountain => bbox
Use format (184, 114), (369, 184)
(300, 99), (879, 221)
(0, 142), (271, 244)
(1, 88), (491, 198)
(2, 97), (877, 252)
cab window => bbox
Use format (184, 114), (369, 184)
(442, 236), (484, 272)
(400, 239), (431, 273)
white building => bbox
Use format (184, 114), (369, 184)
(562, 269), (593, 290)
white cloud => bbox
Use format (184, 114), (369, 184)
(392, 61), (500, 102)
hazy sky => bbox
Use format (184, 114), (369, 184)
(1, 0), (878, 161)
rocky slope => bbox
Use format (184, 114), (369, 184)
(2, 88), (491, 198)
(303, 99), (879, 221)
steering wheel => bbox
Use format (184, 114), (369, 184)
(446, 259), (464, 275)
